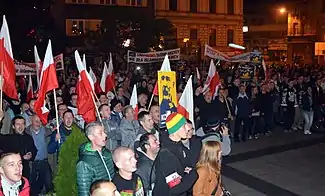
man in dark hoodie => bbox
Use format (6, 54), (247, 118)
(153, 113), (198, 196)
(136, 133), (160, 195)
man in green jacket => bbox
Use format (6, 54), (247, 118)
(76, 122), (115, 196)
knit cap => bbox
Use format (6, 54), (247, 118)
(166, 113), (187, 134)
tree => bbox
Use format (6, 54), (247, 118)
(1, 0), (65, 61)
(84, 18), (174, 58)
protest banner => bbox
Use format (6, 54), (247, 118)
(15, 53), (64, 75)
(127, 48), (180, 63)
(158, 71), (178, 128)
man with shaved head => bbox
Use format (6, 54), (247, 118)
(90, 180), (119, 196)
(26, 114), (54, 195)
(112, 147), (145, 196)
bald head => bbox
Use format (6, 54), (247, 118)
(112, 147), (137, 173)
(112, 146), (130, 164)
(90, 180), (117, 196)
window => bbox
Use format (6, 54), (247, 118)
(67, 19), (101, 36)
(227, 0), (234, 14)
(105, 0), (116, 4)
(169, 0), (177, 11)
(190, 29), (198, 40)
(190, 0), (197, 13)
(71, 21), (83, 35)
(293, 23), (299, 35)
(209, 0), (216, 13)
(227, 29), (234, 45)
(209, 29), (216, 46)
(126, 0), (141, 6)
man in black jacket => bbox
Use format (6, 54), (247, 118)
(153, 113), (198, 196)
(136, 133), (160, 195)
(6, 116), (37, 178)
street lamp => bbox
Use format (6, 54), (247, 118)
(279, 7), (286, 14)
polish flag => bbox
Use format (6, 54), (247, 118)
(34, 45), (42, 88)
(100, 62), (109, 92)
(0, 15), (18, 99)
(202, 59), (220, 98)
(105, 53), (115, 92)
(34, 40), (59, 124)
(262, 59), (268, 81)
(90, 68), (102, 95)
(130, 84), (138, 120)
(75, 51), (96, 123)
(177, 75), (194, 127)
(153, 55), (171, 95)
(26, 73), (34, 103)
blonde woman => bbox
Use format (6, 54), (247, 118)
(193, 141), (223, 196)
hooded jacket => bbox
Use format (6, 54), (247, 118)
(76, 142), (115, 196)
(153, 135), (198, 196)
(136, 148), (156, 194)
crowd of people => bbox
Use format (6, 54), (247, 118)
(0, 61), (324, 196)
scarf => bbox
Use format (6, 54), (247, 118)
(1, 175), (22, 196)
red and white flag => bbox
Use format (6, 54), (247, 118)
(100, 54), (115, 93)
(26, 73), (33, 103)
(100, 62), (109, 92)
(89, 67), (102, 95)
(262, 59), (268, 81)
(177, 75), (194, 127)
(202, 59), (220, 98)
(34, 40), (59, 124)
(34, 45), (42, 88)
(153, 55), (171, 95)
(0, 15), (18, 100)
(75, 51), (96, 123)
(106, 53), (115, 92)
(130, 84), (138, 120)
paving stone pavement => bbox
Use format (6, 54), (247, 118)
(221, 130), (325, 196)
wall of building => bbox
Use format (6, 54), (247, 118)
(156, 0), (243, 52)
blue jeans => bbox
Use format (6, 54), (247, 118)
(30, 160), (54, 195)
(302, 110), (314, 131)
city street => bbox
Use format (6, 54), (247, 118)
(222, 129), (325, 196)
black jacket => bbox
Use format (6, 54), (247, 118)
(184, 136), (202, 168)
(136, 150), (155, 193)
(301, 93), (314, 111)
(5, 132), (37, 178)
(153, 135), (198, 196)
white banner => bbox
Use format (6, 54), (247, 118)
(127, 48), (180, 63)
(229, 52), (251, 62)
(204, 44), (251, 62)
(15, 53), (64, 76)
(204, 45), (230, 61)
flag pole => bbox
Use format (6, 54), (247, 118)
(147, 94), (154, 111)
(224, 95), (232, 120)
(0, 62), (3, 111)
(53, 89), (60, 143)
(91, 91), (103, 124)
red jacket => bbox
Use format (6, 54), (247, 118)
(0, 176), (30, 196)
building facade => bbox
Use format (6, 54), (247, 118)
(244, 2), (287, 62)
(51, 0), (154, 50)
(155, 0), (243, 58)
